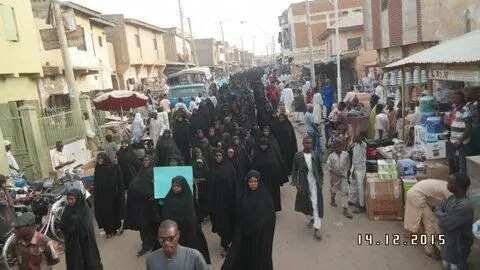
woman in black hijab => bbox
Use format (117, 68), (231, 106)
(227, 146), (249, 183)
(271, 110), (298, 176)
(125, 156), (158, 256)
(61, 189), (103, 270)
(222, 170), (276, 270)
(172, 111), (192, 163)
(116, 140), (139, 189)
(208, 149), (237, 255)
(93, 152), (124, 238)
(252, 137), (284, 211)
(154, 130), (181, 166)
(260, 125), (289, 185)
(162, 176), (211, 264)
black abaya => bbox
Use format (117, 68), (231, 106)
(93, 163), (125, 234)
(117, 147), (138, 189)
(162, 176), (211, 264)
(173, 120), (192, 163)
(208, 159), (237, 247)
(222, 170), (276, 270)
(61, 189), (103, 270)
(252, 145), (283, 211)
(271, 116), (298, 176)
(155, 134), (182, 166)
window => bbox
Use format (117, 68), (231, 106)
(381, 0), (388, 11)
(347, 37), (362, 51)
(135, 34), (140, 47)
(153, 38), (158, 50)
(0, 4), (19, 41)
(98, 36), (103, 47)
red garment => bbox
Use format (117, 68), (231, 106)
(306, 89), (315, 104)
(266, 85), (280, 106)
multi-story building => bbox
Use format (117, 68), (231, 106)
(363, 0), (480, 65)
(103, 15), (167, 91)
(278, 0), (362, 65)
(0, 0), (42, 105)
(162, 27), (195, 75)
(31, 1), (115, 106)
(194, 38), (219, 68)
(318, 12), (377, 79)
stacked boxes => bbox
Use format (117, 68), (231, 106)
(365, 172), (404, 221)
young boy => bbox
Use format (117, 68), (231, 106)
(327, 139), (353, 218)
(435, 174), (474, 270)
(349, 132), (367, 213)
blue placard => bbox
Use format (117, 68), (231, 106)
(154, 166), (193, 199)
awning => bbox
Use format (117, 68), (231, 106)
(387, 30), (480, 68)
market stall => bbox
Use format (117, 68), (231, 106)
(381, 30), (480, 266)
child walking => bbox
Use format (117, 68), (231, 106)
(327, 139), (353, 218)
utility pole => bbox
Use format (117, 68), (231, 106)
(241, 37), (245, 69)
(334, 0), (342, 99)
(305, 0), (316, 88)
(52, 1), (82, 124)
(219, 21), (229, 77)
(178, 0), (188, 68)
(187, 17), (198, 65)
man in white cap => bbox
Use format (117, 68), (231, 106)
(4, 140), (19, 174)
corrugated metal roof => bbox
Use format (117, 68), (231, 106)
(386, 30), (480, 68)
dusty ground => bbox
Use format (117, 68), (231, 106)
(54, 123), (442, 270)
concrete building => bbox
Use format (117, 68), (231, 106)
(278, 0), (362, 65)
(194, 38), (219, 68)
(31, 1), (115, 107)
(362, 0), (480, 65)
(102, 15), (167, 91)
(318, 12), (377, 80)
(0, 0), (42, 104)
(162, 27), (195, 75)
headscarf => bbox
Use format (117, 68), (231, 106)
(162, 176), (196, 226)
(129, 162), (154, 198)
(239, 170), (274, 235)
(61, 189), (90, 237)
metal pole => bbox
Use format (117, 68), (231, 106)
(52, 1), (82, 123)
(334, 0), (342, 99)
(187, 17), (198, 65)
(219, 21), (229, 77)
(305, 0), (316, 88)
(401, 67), (406, 141)
(178, 0), (188, 68)
(241, 37), (245, 69)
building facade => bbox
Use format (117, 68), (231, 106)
(318, 12), (377, 79)
(363, 0), (480, 65)
(194, 38), (219, 67)
(278, 0), (362, 65)
(162, 27), (195, 75)
(31, 1), (115, 107)
(0, 0), (42, 104)
(103, 15), (167, 91)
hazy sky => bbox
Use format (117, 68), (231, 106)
(74, 0), (297, 55)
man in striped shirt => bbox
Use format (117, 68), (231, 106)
(447, 91), (472, 176)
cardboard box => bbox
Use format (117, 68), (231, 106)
(366, 175), (404, 221)
(421, 140), (446, 160)
(417, 159), (449, 180)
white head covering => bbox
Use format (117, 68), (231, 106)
(133, 113), (142, 123)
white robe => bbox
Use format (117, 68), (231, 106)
(312, 93), (327, 152)
(280, 88), (294, 114)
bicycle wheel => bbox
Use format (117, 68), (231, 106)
(2, 233), (17, 270)
(49, 206), (65, 244)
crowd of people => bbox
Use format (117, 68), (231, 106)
(0, 66), (476, 270)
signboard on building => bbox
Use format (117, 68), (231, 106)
(40, 26), (86, 51)
(430, 68), (480, 83)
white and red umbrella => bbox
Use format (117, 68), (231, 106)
(93, 90), (148, 111)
